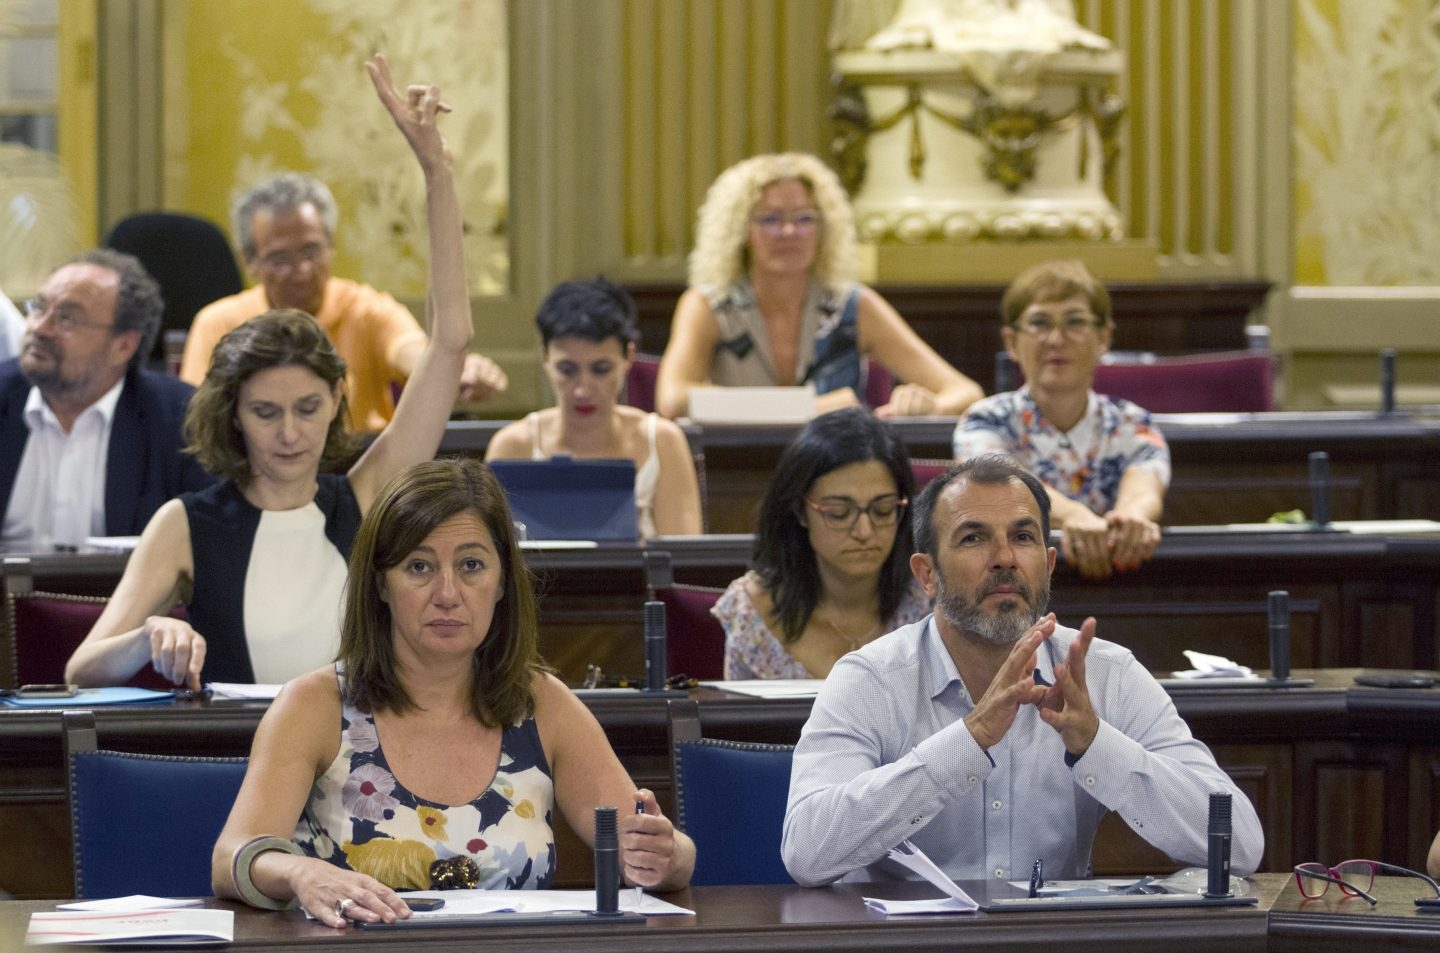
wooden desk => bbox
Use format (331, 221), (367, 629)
(0, 876), (1290, 953)
(3, 675), (1439, 901)
(436, 413), (1440, 534)
(625, 279), (1271, 395)
(1268, 874), (1440, 951)
(9, 530), (1440, 687)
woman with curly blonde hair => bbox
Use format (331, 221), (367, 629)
(656, 153), (981, 420)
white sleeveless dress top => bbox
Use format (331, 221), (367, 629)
(242, 502), (348, 683)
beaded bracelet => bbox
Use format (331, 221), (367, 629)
(231, 835), (303, 910)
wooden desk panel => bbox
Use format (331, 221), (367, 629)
(3, 676), (1440, 901)
(433, 414), (1440, 532)
(0, 877), (1288, 953)
(625, 279), (1269, 395)
(9, 532), (1440, 689)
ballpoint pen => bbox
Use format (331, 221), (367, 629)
(1029, 858), (1045, 898)
(633, 800), (645, 909)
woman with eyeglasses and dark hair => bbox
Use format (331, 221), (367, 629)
(655, 153), (982, 421)
(953, 259), (1169, 580)
(714, 408), (931, 679)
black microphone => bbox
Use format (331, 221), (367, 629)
(1204, 792), (1233, 899)
(644, 600), (667, 693)
(1380, 348), (1396, 415)
(1267, 590), (1291, 683)
(592, 806), (621, 915)
(1308, 451), (1330, 529)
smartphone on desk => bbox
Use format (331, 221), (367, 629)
(405, 898), (445, 912)
(17, 684), (79, 698)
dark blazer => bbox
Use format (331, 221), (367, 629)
(0, 359), (215, 537)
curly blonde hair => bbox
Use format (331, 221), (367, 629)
(687, 153), (860, 296)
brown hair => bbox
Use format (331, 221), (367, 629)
(183, 310), (356, 482)
(999, 259), (1112, 328)
(338, 458), (544, 726)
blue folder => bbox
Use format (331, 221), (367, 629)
(489, 458), (639, 542)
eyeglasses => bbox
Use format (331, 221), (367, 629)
(253, 242), (329, 274)
(803, 495), (907, 532)
(23, 297), (116, 335)
(1012, 313), (1103, 339)
(750, 210), (822, 235)
(1293, 859), (1440, 905)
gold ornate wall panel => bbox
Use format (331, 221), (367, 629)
(161, 0), (509, 301)
(1293, 0), (1440, 286)
(611, 0), (837, 279)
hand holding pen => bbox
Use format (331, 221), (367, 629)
(621, 788), (680, 890)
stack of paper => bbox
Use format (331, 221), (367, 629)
(28, 897), (231, 946)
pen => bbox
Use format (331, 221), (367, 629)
(633, 800), (645, 909)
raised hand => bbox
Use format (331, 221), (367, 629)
(365, 53), (451, 175)
(963, 614), (1053, 751)
(1035, 616), (1100, 756)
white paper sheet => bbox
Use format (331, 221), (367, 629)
(863, 840), (977, 915)
(27, 908), (233, 945)
(343, 889), (694, 920)
(207, 683), (284, 699)
(699, 679), (824, 699)
(56, 896), (203, 912)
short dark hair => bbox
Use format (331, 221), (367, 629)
(183, 310), (356, 482)
(338, 458), (544, 726)
(911, 455), (1051, 561)
(73, 248), (164, 366)
(534, 277), (640, 350)
(753, 408), (916, 642)
(1000, 259), (1112, 328)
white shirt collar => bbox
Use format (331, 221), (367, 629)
(23, 373), (127, 433)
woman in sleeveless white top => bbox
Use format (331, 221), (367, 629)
(486, 279), (702, 539)
(65, 55), (476, 691)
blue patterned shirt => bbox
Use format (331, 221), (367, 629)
(952, 387), (1170, 514)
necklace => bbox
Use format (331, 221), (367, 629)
(819, 611), (882, 653)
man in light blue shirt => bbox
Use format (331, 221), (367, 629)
(782, 455), (1264, 886)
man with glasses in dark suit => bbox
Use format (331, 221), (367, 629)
(0, 250), (212, 551)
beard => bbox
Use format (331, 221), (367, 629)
(18, 337), (72, 393)
(934, 566), (1050, 646)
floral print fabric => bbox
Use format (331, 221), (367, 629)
(714, 571), (933, 679)
(295, 669), (555, 890)
(952, 387), (1170, 515)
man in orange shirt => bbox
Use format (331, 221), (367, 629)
(180, 172), (506, 430)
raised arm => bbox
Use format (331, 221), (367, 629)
(655, 288), (720, 419)
(64, 500), (202, 690)
(348, 54), (473, 509)
(856, 285), (983, 417)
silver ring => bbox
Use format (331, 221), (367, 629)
(335, 898), (355, 918)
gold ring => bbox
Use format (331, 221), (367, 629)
(335, 898), (355, 918)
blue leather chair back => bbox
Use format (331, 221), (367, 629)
(69, 748), (248, 898)
(672, 734), (795, 885)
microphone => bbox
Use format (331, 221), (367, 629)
(592, 806), (621, 915)
(644, 600), (667, 693)
(1308, 451), (1330, 529)
(1267, 590), (1291, 683)
(1203, 792), (1233, 899)
(1380, 348), (1396, 415)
